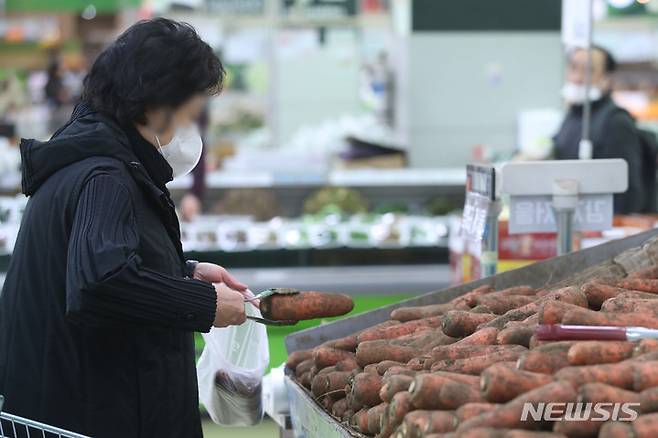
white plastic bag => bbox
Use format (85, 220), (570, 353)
(197, 304), (269, 426)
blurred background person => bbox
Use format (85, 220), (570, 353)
(553, 46), (647, 214)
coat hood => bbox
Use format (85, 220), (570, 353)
(20, 105), (138, 196)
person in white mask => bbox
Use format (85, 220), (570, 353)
(553, 45), (645, 214)
(0, 18), (254, 438)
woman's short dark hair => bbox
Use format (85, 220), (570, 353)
(82, 18), (224, 126)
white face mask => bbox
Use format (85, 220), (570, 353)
(561, 82), (603, 105)
(154, 124), (203, 179)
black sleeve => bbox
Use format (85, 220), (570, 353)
(66, 173), (217, 331)
(599, 112), (645, 214)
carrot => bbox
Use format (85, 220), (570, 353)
(567, 341), (635, 366)
(456, 403), (499, 422)
(618, 278), (658, 293)
(311, 374), (326, 397)
(631, 413), (658, 436)
(329, 334), (359, 351)
(552, 419), (605, 438)
(457, 429), (568, 438)
(366, 403), (387, 435)
(353, 320), (398, 341)
(634, 339), (658, 357)
(538, 301), (585, 325)
(313, 347), (355, 369)
(406, 356), (429, 371)
(300, 371), (312, 388)
(335, 357), (360, 372)
(598, 422), (632, 438)
(634, 361), (658, 391)
(425, 411), (458, 435)
(641, 387), (658, 413)
(629, 265), (658, 279)
(389, 328), (433, 346)
(261, 291), (354, 321)
(429, 344), (524, 366)
(388, 391), (413, 429)
(409, 374), (480, 409)
(331, 397), (348, 418)
(350, 408), (369, 433)
(471, 304), (494, 314)
(542, 286), (590, 308)
(287, 349), (313, 369)
(401, 410), (457, 437)
(295, 358), (315, 377)
(405, 330), (457, 351)
(600, 413), (658, 438)
(496, 326), (536, 347)
(431, 346), (526, 374)
(600, 297), (658, 314)
(377, 360), (405, 375)
(382, 366), (417, 379)
(380, 375), (413, 403)
(364, 363), (379, 375)
(358, 318), (441, 343)
(453, 327), (500, 346)
(580, 281), (628, 309)
(564, 382), (649, 436)
(456, 381), (577, 431)
(399, 411), (432, 438)
(316, 365), (336, 376)
(435, 379), (486, 410)
(517, 342), (575, 374)
(323, 371), (351, 393)
(522, 313), (540, 325)
(481, 363), (554, 403)
(451, 284), (495, 308)
(319, 394), (335, 411)
(356, 340), (421, 367)
(562, 308), (658, 328)
(481, 285), (590, 328)
(479, 307), (539, 330)
(350, 372), (383, 409)
(390, 301), (470, 322)
(475, 295), (537, 315)
(555, 360), (637, 390)
(497, 285), (538, 297)
(617, 289), (658, 300)
(578, 382), (640, 404)
(441, 311), (497, 337)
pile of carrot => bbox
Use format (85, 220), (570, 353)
(286, 265), (658, 438)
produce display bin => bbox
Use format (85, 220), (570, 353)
(283, 228), (658, 438)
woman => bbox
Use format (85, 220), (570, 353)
(0, 18), (249, 437)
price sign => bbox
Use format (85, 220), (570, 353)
(462, 164), (496, 240)
(508, 194), (613, 234)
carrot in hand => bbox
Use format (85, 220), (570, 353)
(261, 291), (354, 321)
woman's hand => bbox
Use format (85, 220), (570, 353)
(193, 262), (247, 291)
(194, 263), (259, 307)
(213, 283), (247, 327)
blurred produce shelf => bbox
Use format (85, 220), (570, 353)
(228, 264), (450, 295)
(166, 167), (466, 190)
(0, 246), (449, 274)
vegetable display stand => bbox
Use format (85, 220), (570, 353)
(0, 396), (91, 438)
(282, 228), (658, 438)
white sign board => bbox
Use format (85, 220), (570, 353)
(509, 194), (613, 234)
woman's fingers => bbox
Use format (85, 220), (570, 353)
(220, 268), (248, 291)
(194, 262), (248, 291)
